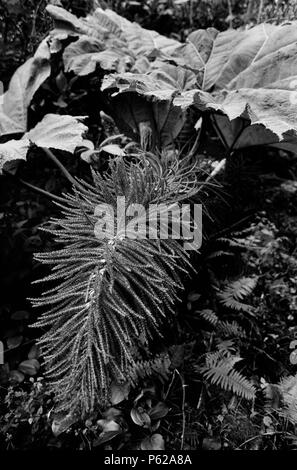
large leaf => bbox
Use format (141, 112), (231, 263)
(26, 114), (87, 151)
(46, 6), (297, 152)
(0, 139), (30, 171)
(63, 36), (132, 75)
(46, 5), (102, 38)
(103, 93), (184, 149)
(0, 39), (51, 136)
(114, 13), (181, 59)
(197, 22), (297, 151)
(47, 5), (182, 76)
(102, 64), (197, 147)
(104, 63), (197, 96)
(102, 19), (297, 153)
(80, 7), (181, 58)
(203, 23), (297, 91)
(162, 28), (219, 75)
(210, 89), (297, 152)
(0, 114), (87, 173)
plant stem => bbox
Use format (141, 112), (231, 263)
(189, 0), (193, 28)
(246, 0), (253, 22)
(30, 0), (43, 43)
(205, 158), (226, 182)
(3, 170), (66, 204)
(224, 119), (249, 160)
(236, 431), (292, 450)
(227, 0), (233, 29)
(210, 115), (229, 150)
(188, 120), (203, 159)
(257, 0), (264, 23)
(42, 147), (85, 191)
(175, 369), (186, 451)
(164, 369), (187, 450)
(209, 213), (254, 239)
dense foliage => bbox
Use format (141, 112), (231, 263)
(2, 0), (297, 451)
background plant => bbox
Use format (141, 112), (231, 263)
(2, 0), (297, 451)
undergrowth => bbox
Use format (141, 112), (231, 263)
(1, 0), (297, 452)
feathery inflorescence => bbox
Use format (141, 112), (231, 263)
(31, 154), (201, 415)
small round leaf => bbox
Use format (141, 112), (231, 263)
(141, 433), (165, 450)
(18, 359), (40, 376)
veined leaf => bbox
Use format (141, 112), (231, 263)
(63, 36), (131, 75)
(46, 5), (86, 34)
(211, 89), (297, 152)
(104, 63), (197, 96)
(141, 433), (165, 450)
(206, 23), (297, 91)
(164, 28), (219, 75)
(26, 114), (87, 152)
(0, 140), (29, 172)
(0, 114), (87, 173)
(185, 22), (297, 151)
(47, 5), (182, 77)
(101, 17), (297, 153)
(18, 359), (40, 376)
(51, 412), (77, 437)
(86, 8), (181, 59)
(0, 39), (51, 136)
(102, 64), (197, 148)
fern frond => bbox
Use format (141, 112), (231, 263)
(278, 374), (297, 424)
(126, 353), (171, 386)
(199, 311), (245, 339)
(216, 237), (245, 248)
(201, 356), (256, 401)
(263, 374), (297, 424)
(199, 309), (218, 326)
(204, 350), (227, 369)
(222, 277), (258, 300)
(216, 339), (236, 354)
(207, 250), (234, 259)
(217, 277), (258, 313)
(31, 155), (201, 415)
(217, 321), (246, 338)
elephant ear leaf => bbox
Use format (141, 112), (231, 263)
(103, 91), (184, 150)
(164, 27), (219, 77)
(102, 64), (197, 149)
(85, 7), (181, 58)
(197, 22), (297, 152)
(54, 6), (297, 153)
(63, 36), (131, 76)
(205, 23), (297, 92)
(46, 4), (92, 36)
(172, 22), (297, 152)
(0, 39), (51, 137)
(0, 114), (87, 174)
(47, 5), (184, 77)
(210, 88), (297, 152)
